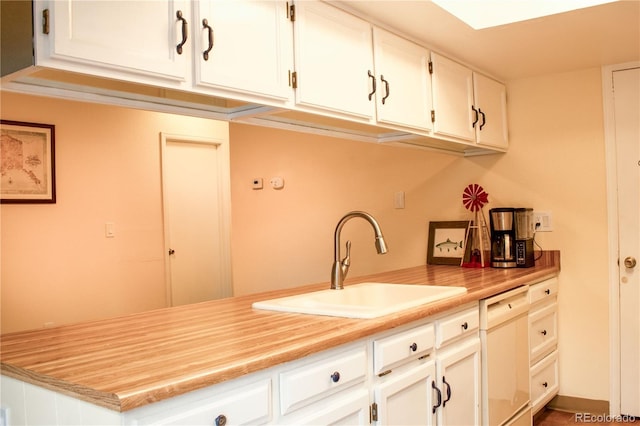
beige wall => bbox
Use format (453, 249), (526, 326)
(0, 92), (228, 332)
(1, 66), (610, 400)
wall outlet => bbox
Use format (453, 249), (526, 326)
(534, 211), (553, 232)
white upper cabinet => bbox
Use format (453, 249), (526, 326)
(292, 1), (376, 121)
(431, 52), (508, 150)
(194, 0), (293, 102)
(372, 27), (433, 132)
(473, 73), (508, 149)
(36, 0), (191, 84)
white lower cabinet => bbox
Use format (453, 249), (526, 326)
(528, 277), (560, 414)
(2, 305), (483, 426)
(434, 335), (481, 426)
(373, 359), (437, 425)
(130, 377), (272, 425)
(278, 342), (368, 417)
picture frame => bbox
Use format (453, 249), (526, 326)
(427, 220), (471, 265)
(1, 120), (56, 203)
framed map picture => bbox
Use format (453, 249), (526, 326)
(1, 120), (56, 203)
(427, 221), (470, 265)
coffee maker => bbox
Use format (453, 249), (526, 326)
(490, 207), (535, 268)
(489, 208), (516, 268)
(514, 208), (535, 267)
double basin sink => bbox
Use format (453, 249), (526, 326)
(252, 282), (467, 319)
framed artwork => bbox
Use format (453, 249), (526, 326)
(427, 221), (470, 265)
(1, 120), (56, 203)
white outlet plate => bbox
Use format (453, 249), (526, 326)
(533, 211), (553, 232)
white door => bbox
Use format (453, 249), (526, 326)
(372, 27), (432, 132)
(40, 0), (190, 82)
(435, 338), (481, 426)
(374, 361), (437, 425)
(194, 0), (293, 101)
(473, 73), (509, 150)
(430, 53), (475, 143)
(161, 133), (232, 306)
(293, 1), (375, 121)
(614, 67), (640, 417)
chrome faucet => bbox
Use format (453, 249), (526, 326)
(331, 211), (388, 290)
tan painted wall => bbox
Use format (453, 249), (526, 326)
(0, 91), (229, 332)
(1, 66), (610, 400)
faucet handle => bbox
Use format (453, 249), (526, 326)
(341, 240), (352, 269)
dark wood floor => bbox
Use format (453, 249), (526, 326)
(534, 409), (637, 425)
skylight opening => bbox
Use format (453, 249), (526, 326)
(431, 0), (618, 29)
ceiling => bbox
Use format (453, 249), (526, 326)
(332, 0), (640, 81)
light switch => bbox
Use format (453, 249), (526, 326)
(105, 222), (115, 238)
(394, 191), (405, 209)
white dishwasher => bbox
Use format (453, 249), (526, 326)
(480, 285), (531, 426)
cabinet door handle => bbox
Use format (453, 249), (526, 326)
(471, 106), (479, 128)
(545, 289), (551, 295)
(202, 19), (214, 60)
(409, 342), (418, 352)
(368, 70), (376, 101)
(461, 321), (468, 330)
(479, 108), (486, 130)
(330, 371), (341, 383)
(541, 330), (547, 336)
(432, 380), (442, 414)
(442, 376), (452, 407)
(381, 75), (390, 104)
(215, 414), (227, 426)
(542, 381), (548, 388)
(176, 10), (188, 54)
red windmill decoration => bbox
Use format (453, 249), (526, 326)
(461, 184), (491, 268)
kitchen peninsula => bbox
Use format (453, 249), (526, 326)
(1, 252), (560, 424)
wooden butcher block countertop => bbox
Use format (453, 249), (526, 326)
(1, 251), (560, 412)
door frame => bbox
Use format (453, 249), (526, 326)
(159, 132), (233, 306)
(602, 61), (640, 417)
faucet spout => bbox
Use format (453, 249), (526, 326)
(331, 211), (388, 290)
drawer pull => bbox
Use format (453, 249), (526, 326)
(542, 381), (548, 388)
(541, 330), (547, 336)
(545, 289), (551, 295)
(330, 371), (341, 383)
(409, 342), (418, 352)
(432, 380), (442, 414)
(461, 322), (469, 330)
(202, 18), (214, 60)
(442, 376), (452, 407)
(368, 70), (376, 100)
(176, 10), (188, 55)
(215, 414), (227, 426)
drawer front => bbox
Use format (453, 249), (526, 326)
(373, 323), (435, 374)
(132, 379), (271, 425)
(436, 306), (479, 348)
(280, 344), (367, 415)
(531, 350), (559, 414)
(529, 302), (558, 364)
(529, 278), (559, 305)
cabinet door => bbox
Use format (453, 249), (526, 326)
(430, 53), (475, 143)
(293, 1), (375, 121)
(435, 338), (481, 426)
(374, 361), (437, 426)
(38, 0), (190, 82)
(195, 0), (293, 102)
(474, 73), (508, 149)
(372, 27), (432, 132)
(281, 388), (370, 425)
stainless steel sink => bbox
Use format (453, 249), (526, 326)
(252, 282), (467, 319)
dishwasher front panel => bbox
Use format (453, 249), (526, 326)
(484, 312), (530, 425)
